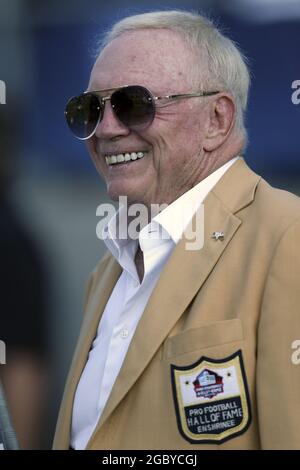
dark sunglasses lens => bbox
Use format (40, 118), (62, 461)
(65, 93), (101, 139)
(111, 86), (155, 129)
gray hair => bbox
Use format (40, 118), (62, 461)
(98, 10), (251, 142)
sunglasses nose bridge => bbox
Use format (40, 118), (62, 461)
(101, 95), (111, 104)
(93, 94), (131, 139)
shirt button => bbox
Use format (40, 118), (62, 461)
(120, 328), (129, 339)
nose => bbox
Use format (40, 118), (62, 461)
(93, 100), (130, 140)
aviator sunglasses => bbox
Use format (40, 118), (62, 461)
(65, 85), (220, 140)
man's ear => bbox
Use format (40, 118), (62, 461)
(203, 94), (236, 152)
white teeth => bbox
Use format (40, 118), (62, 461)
(105, 151), (146, 165)
(117, 154), (125, 163)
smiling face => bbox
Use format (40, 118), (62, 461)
(86, 29), (213, 207)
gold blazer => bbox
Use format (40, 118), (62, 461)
(53, 158), (300, 449)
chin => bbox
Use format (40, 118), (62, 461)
(107, 184), (146, 206)
(107, 184), (132, 202)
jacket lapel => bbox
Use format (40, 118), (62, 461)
(87, 158), (261, 446)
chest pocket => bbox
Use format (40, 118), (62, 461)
(163, 318), (243, 360)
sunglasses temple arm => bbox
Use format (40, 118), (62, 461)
(168, 91), (219, 99)
(154, 90), (220, 107)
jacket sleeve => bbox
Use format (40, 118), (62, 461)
(257, 217), (300, 449)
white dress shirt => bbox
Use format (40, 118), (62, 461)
(70, 157), (239, 449)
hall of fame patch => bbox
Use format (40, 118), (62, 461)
(171, 350), (251, 444)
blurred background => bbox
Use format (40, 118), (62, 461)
(0, 0), (299, 449)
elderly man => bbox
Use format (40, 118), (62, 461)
(54, 11), (300, 450)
